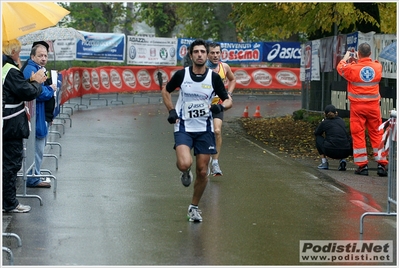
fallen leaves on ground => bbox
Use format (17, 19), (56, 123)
(239, 116), (319, 159)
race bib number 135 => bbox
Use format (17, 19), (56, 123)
(182, 100), (209, 120)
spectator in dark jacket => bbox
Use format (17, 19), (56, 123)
(314, 105), (353, 171)
(2, 39), (47, 213)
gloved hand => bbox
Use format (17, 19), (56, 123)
(210, 104), (224, 114)
(167, 109), (178, 124)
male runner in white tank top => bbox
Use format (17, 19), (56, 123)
(162, 39), (233, 222)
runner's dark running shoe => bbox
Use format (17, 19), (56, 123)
(180, 168), (193, 187)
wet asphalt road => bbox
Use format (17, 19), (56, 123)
(2, 93), (396, 266)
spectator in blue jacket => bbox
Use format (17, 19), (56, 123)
(22, 42), (56, 188)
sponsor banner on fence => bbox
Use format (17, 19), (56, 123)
(300, 44), (306, 82)
(301, 31), (395, 80)
(59, 66), (300, 104)
(177, 38), (195, 62)
(219, 41), (262, 64)
(76, 31), (125, 62)
(53, 38), (79, 61)
(176, 38), (263, 64)
(310, 39), (320, 81)
(232, 67), (299, 89)
(263, 42), (301, 63)
(127, 36), (177, 66)
(20, 39), (80, 62)
(333, 34), (347, 69)
(374, 34), (397, 79)
(319, 36), (334, 73)
(346, 31), (375, 54)
(304, 41), (312, 81)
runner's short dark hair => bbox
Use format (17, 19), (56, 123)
(208, 42), (221, 49)
(189, 39), (209, 55)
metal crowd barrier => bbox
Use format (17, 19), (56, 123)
(16, 100), (43, 205)
(17, 100), (58, 206)
(360, 110), (397, 234)
(2, 246), (14, 265)
(2, 233), (22, 265)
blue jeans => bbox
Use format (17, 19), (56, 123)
(27, 123), (48, 187)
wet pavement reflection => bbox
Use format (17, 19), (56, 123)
(2, 94), (396, 266)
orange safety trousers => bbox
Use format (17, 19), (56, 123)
(350, 101), (388, 167)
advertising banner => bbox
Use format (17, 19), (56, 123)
(374, 34), (396, 79)
(219, 42), (262, 64)
(232, 67), (300, 89)
(346, 31), (375, 54)
(311, 39), (320, 81)
(263, 42), (301, 63)
(333, 34), (347, 69)
(177, 38), (195, 63)
(76, 31), (125, 62)
(300, 44), (306, 82)
(319, 36), (334, 73)
(53, 39), (79, 61)
(357, 31), (375, 51)
(304, 41), (312, 81)
(59, 66), (300, 104)
(176, 38), (262, 64)
(126, 36), (177, 66)
(346, 31), (359, 53)
(20, 39), (79, 62)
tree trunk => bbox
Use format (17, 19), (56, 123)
(213, 4), (237, 42)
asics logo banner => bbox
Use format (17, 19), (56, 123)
(266, 43), (301, 62)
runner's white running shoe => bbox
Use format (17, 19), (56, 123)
(187, 207), (202, 222)
(211, 162), (223, 176)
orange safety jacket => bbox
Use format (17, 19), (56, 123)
(337, 57), (387, 167)
(337, 58), (382, 102)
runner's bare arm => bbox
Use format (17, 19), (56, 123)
(224, 63), (236, 95)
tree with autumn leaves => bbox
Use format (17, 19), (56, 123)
(232, 2), (396, 41)
(59, 2), (395, 41)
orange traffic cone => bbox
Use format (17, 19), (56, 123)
(253, 106), (262, 118)
(242, 106), (249, 118)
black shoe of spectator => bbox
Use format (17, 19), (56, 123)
(355, 165), (368, 176)
(377, 164), (388, 177)
(338, 159), (347, 171)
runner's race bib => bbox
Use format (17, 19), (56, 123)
(182, 100), (210, 120)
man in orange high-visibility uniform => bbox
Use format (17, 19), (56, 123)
(337, 42), (388, 176)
